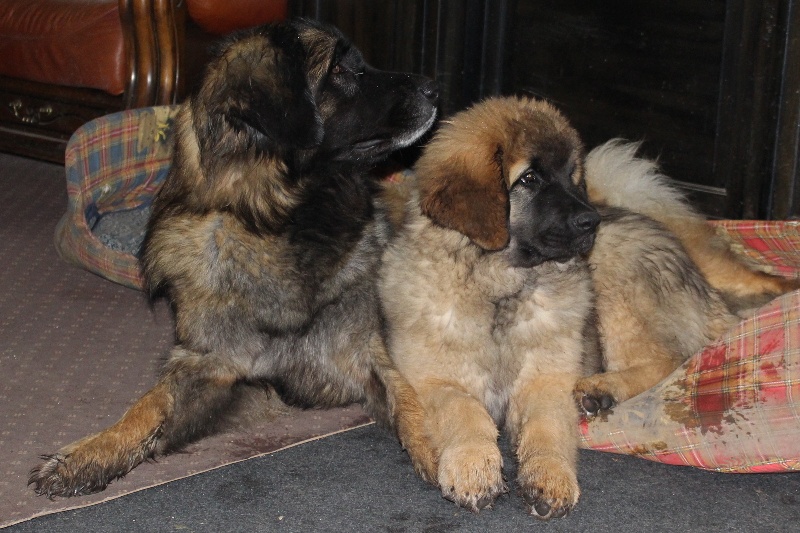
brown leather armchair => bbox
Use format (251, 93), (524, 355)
(0, 0), (287, 163)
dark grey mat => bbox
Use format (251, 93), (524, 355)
(7, 424), (800, 532)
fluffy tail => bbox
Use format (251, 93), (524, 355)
(584, 139), (699, 222)
(585, 139), (800, 309)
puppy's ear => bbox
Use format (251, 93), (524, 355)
(416, 143), (509, 251)
(215, 26), (323, 150)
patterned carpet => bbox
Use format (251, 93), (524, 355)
(0, 153), (369, 528)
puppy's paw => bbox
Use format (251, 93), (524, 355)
(576, 392), (616, 417)
(574, 377), (617, 416)
(518, 455), (579, 520)
(437, 442), (507, 512)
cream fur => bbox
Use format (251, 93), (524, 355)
(380, 96), (796, 521)
(585, 139), (800, 304)
(585, 139), (699, 222)
(380, 190), (591, 517)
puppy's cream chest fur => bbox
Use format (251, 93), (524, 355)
(380, 214), (593, 421)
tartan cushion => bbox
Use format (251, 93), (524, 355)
(55, 105), (179, 290)
(56, 108), (800, 472)
(579, 222), (800, 472)
(713, 220), (800, 278)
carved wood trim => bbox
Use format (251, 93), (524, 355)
(120, 0), (186, 109)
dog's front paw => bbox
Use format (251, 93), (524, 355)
(29, 428), (157, 498)
(576, 392), (616, 417)
(574, 377), (617, 416)
(437, 442), (507, 512)
(29, 452), (112, 498)
(518, 454), (579, 520)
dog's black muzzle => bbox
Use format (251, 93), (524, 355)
(507, 184), (601, 268)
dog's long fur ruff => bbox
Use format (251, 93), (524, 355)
(29, 19), (439, 497)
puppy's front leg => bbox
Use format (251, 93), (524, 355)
(368, 337), (439, 483)
(29, 349), (245, 497)
(507, 372), (580, 520)
(419, 381), (507, 512)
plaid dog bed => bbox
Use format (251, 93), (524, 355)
(56, 107), (800, 473)
(55, 105), (178, 289)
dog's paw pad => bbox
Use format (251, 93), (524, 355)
(522, 489), (572, 520)
(578, 393), (615, 416)
(517, 455), (579, 520)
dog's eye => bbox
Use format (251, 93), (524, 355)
(519, 169), (540, 185)
(331, 63), (364, 78)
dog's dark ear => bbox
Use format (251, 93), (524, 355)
(219, 26), (323, 150)
(228, 89), (323, 150)
(416, 141), (509, 251)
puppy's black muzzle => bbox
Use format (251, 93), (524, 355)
(568, 208), (601, 255)
(534, 181), (600, 261)
(507, 182), (601, 268)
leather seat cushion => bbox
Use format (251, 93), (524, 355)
(186, 0), (288, 36)
(0, 0), (125, 95)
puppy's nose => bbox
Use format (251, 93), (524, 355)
(570, 210), (601, 234)
(419, 80), (439, 103)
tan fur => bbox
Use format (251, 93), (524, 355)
(667, 219), (800, 305)
(585, 140), (800, 309)
(416, 97), (583, 250)
(575, 212), (740, 405)
(574, 140), (798, 406)
(29, 20), (440, 498)
(381, 97), (592, 519)
(28, 355), (245, 497)
(382, 96), (798, 519)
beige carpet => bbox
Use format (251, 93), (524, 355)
(0, 153), (370, 528)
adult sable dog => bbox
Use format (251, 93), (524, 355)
(29, 19), (438, 497)
(380, 96), (794, 519)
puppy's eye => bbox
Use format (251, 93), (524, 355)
(519, 169), (540, 185)
(331, 63), (345, 75)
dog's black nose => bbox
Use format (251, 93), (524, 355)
(570, 210), (601, 234)
(420, 80), (439, 103)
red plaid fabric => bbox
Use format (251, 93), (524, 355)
(713, 220), (800, 277)
(579, 222), (800, 472)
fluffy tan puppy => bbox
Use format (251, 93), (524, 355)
(380, 97), (600, 519)
(380, 95), (794, 519)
